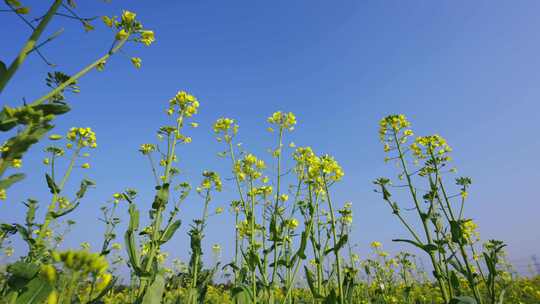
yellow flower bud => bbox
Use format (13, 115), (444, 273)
(116, 29), (128, 41)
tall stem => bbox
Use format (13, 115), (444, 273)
(323, 178), (344, 304)
(392, 131), (450, 303)
(0, 0), (63, 93)
(36, 145), (81, 249)
(271, 127), (284, 284)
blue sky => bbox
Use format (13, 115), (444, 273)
(2, 1), (539, 272)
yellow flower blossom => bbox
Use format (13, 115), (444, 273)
(267, 111), (297, 131)
(371, 241), (382, 249)
(101, 16), (114, 27)
(140, 30), (155, 46)
(47, 290), (58, 304)
(139, 143), (156, 155)
(131, 57), (142, 69)
(11, 159), (22, 168)
(116, 29), (129, 40)
(121, 10), (136, 24)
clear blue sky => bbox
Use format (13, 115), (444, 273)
(2, 1), (539, 272)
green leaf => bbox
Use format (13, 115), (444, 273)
(141, 273), (165, 304)
(14, 224), (34, 246)
(125, 203), (141, 273)
(6, 122), (53, 159)
(449, 270), (461, 295)
(7, 262), (39, 280)
(75, 178), (95, 199)
(450, 220), (465, 245)
(231, 285), (254, 304)
(497, 289), (506, 304)
(304, 266), (322, 299)
(159, 220), (181, 244)
(291, 220), (310, 262)
(323, 289), (338, 304)
(0, 60), (6, 78)
(325, 234), (348, 255)
(33, 103), (71, 116)
(15, 276), (53, 304)
(25, 199), (37, 227)
(50, 202), (80, 219)
(0, 173), (25, 190)
(393, 238), (437, 253)
(127, 203), (140, 231)
(152, 183), (170, 210)
(45, 173), (58, 194)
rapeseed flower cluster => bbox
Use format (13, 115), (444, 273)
(198, 171), (222, 193)
(339, 202), (353, 225)
(168, 90), (199, 118)
(248, 185), (273, 198)
(66, 127), (97, 149)
(267, 111), (297, 131)
(462, 219), (479, 243)
(234, 153), (265, 181)
(378, 114), (413, 143)
(236, 219), (262, 239)
(213, 117), (238, 143)
(293, 146), (318, 178)
(410, 134), (452, 161)
(139, 143), (156, 155)
(102, 10), (155, 46)
(319, 154), (345, 182)
(293, 147), (344, 194)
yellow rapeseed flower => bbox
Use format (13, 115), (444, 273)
(267, 111), (297, 131)
(140, 30), (155, 46)
(95, 273), (112, 291)
(11, 159), (22, 168)
(139, 143), (156, 155)
(121, 10), (136, 24)
(131, 57), (142, 69)
(116, 29), (128, 41)
(102, 16), (114, 27)
(371, 241), (382, 249)
(47, 290), (58, 304)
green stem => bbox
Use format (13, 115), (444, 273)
(29, 35), (130, 106)
(270, 127), (284, 285)
(249, 178), (257, 304)
(323, 177), (344, 304)
(393, 131), (450, 303)
(192, 190), (211, 289)
(0, 0), (63, 93)
(36, 144), (81, 249)
(139, 114), (184, 296)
